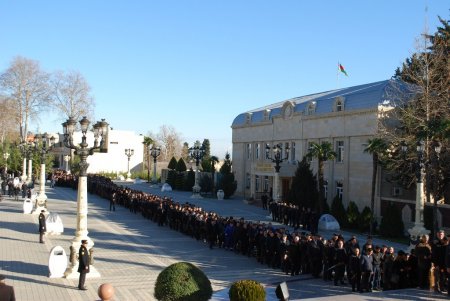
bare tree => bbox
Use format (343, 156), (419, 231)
(0, 95), (20, 144)
(50, 70), (95, 121)
(156, 125), (183, 161)
(0, 56), (51, 142)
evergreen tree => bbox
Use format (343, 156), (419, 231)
(379, 203), (404, 238)
(218, 152), (237, 199)
(287, 157), (318, 209)
(168, 157), (177, 170)
(175, 158), (187, 190)
(166, 156), (178, 188)
(331, 195), (347, 228)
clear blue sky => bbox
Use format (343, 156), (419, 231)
(0, 1), (448, 158)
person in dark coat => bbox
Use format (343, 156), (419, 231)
(445, 238), (450, 296)
(0, 274), (15, 301)
(38, 210), (46, 243)
(415, 235), (432, 289)
(261, 193), (268, 210)
(21, 182), (27, 199)
(348, 247), (361, 292)
(78, 240), (90, 290)
(431, 230), (448, 292)
(110, 191), (116, 211)
(333, 239), (347, 285)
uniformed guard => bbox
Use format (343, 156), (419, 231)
(38, 210), (46, 243)
(78, 240), (90, 290)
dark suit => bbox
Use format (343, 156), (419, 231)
(38, 213), (46, 243)
(0, 283), (16, 301)
(77, 244), (90, 289)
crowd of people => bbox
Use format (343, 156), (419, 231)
(52, 171), (450, 295)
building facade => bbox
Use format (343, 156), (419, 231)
(231, 80), (401, 216)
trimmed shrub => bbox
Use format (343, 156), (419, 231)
(358, 206), (372, 233)
(176, 158), (187, 172)
(154, 262), (212, 301)
(330, 195), (347, 228)
(168, 157), (178, 170)
(379, 203), (404, 238)
(166, 170), (176, 188)
(183, 168), (195, 191)
(229, 279), (265, 301)
(346, 201), (360, 229)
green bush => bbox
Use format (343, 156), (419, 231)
(358, 206), (372, 233)
(346, 201), (360, 229)
(229, 279), (265, 301)
(379, 203), (404, 238)
(183, 169), (195, 191)
(331, 195), (347, 228)
(154, 262), (212, 301)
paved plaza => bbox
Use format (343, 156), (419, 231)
(0, 182), (447, 300)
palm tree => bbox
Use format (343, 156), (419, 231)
(307, 141), (336, 213)
(364, 138), (387, 236)
(142, 136), (154, 182)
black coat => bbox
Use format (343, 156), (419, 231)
(38, 213), (46, 233)
(78, 245), (90, 273)
(0, 283), (15, 301)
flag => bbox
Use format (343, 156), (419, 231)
(339, 63), (348, 76)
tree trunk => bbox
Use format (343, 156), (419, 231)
(369, 154), (378, 236)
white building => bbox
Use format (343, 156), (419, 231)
(52, 129), (144, 175)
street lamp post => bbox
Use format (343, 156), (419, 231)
(62, 116), (108, 279)
(33, 133), (55, 211)
(19, 141), (33, 183)
(124, 149), (134, 181)
(149, 144), (161, 184)
(403, 140), (430, 251)
(3, 152), (10, 175)
(189, 142), (205, 198)
(266, 143), (289, 202)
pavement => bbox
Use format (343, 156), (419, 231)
(0, 181), (447, 300)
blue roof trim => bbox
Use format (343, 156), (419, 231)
(232, 80), (406, 127)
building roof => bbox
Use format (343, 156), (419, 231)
(231, 79), (413, 127)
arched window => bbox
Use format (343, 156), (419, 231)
(334, 96), (345, 112)
(307, 101), (316, 115)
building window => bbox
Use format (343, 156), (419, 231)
(265, 143), (270, 159)
(336, 141), (344, 163)
(245, 113), (252, 124)
(334, 96), (345, 112)
(307, 101), (316, 115)
(263, 109), (270, 121)
(247, 143), (252, 160)
(324, 180), (328, 200)
(291, 142), (296, 162)
(336, 181), (343, 200)
(255, 175), (260, 192)
(284, 142), (290, 161)
(246, 173), (250, 189)
(255, 143), (260, 160)
(264, 176), (269, 192)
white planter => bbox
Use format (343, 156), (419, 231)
(217, 190), (224, 200)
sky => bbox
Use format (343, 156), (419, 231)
(0, 1), (448, 158)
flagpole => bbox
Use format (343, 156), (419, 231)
(337, 61), (340, 89)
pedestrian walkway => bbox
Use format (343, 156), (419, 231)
(0, 183), (446, 300)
